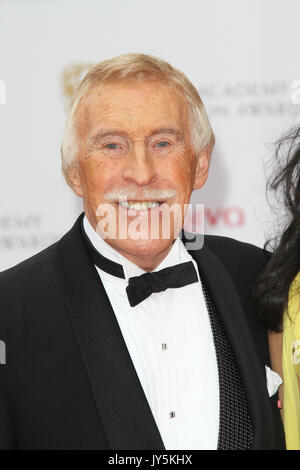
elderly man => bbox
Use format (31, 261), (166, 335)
(0, 54), (284, 450)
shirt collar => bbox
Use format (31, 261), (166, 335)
(83, 214), (193, 280)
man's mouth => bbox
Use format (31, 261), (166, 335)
(118, 200), (165, 210)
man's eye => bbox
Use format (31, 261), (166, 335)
(105, 143), (119, 149)
(156, 141), (170, 148)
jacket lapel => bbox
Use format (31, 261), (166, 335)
(188, 240), (276, 449)
(56, 214), (164, 450)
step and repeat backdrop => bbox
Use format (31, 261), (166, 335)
(0, 0), (299, 271)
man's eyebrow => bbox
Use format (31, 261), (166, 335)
(88, 129), (129, 144)
(149, 128), (183, 139)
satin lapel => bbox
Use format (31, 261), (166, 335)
(188, 242), (276, 450)
(56, 215), (164, 450)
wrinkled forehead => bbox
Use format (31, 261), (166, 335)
(74, 78), (191, 139)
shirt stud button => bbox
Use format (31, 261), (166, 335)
(162, 343), (167, 350)
(169, 411), (176, 418)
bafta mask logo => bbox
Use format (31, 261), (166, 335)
(61, 63), (94, 111)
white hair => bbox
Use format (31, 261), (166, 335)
(61, 53), (215, 181)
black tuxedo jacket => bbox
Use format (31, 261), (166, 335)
(0, 214), (285, 449)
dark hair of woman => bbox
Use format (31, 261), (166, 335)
(254, 126), (300, 332)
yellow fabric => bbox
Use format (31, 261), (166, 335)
(283, 271), (300, 450)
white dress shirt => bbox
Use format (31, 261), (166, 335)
(83, 215), (219, 450)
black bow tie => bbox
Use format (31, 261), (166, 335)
(125, 262), (198, 306)
(81, 219), (198, 307)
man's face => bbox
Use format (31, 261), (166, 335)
(69, 79), (210, 267)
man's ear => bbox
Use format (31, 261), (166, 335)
(65, 164), (84, 198)
(193, 145), (212, 190)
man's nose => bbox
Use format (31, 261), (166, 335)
(122, 143), (158, 186)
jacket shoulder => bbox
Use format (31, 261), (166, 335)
(0, 241), (62, 330)
(0, 241), (59, 284)
(204, 234), (267, 261)
(203, 234), (269, 291)
(0, 215), (83, 321)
